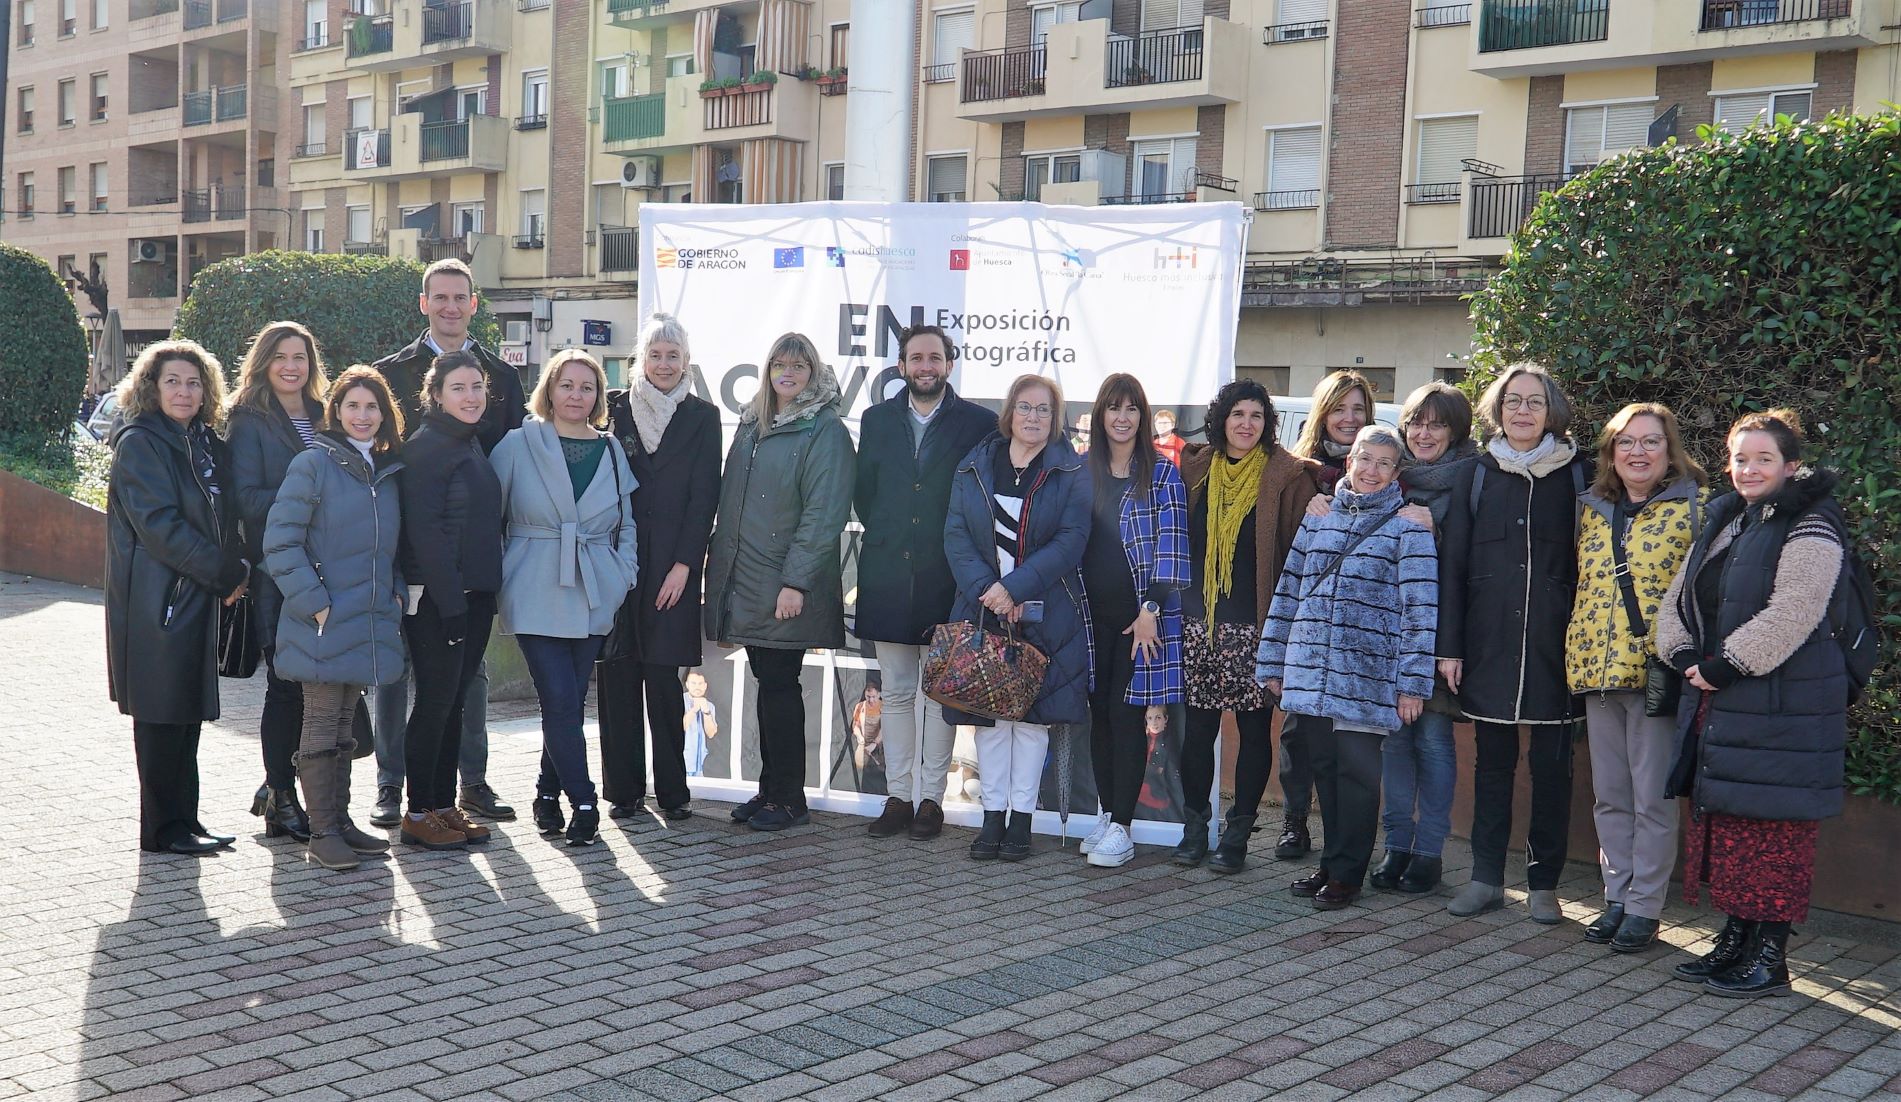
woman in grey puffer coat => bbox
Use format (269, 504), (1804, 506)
(263, 367), (408, 871)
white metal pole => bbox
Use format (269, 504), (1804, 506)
(842, 0), (917, 201)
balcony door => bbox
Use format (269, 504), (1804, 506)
(1131, 137), (1195, 200)
(1030, 1), (1083, 44)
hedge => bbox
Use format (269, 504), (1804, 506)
(0, 244), (90, 450)
(1468, 111), (1899, 803)
(173, 250), (501, 384)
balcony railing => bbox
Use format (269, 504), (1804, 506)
(128, 188), (179, 207)
(518, 0), (548, 10)
(183, 90), (213, 126)
(1242, 256), (1498, 306)
(605, 0), (662, 18)
(513, 233), (546, 249)
(1468, 172), (1571, 237)
(294, 141), (328, 158)
(1417, 3), (1473, 26)
(182, 0), (211, 27)
(421, 0), (472, 44)
(961, 44), (1046, 103)
(1479, 0), (1610, 51)
(215, 184), (245, 220)
(600, 225), (638, 272)
(419, 118), (470, 161)
(704, 88), (771, 130)
(182, 188), (212, 222)
(1106, 26), (1205, 88)
(342, 127), (392, 170)
(343, 240), (387, 255)
(1103, 191), (1197, 205)
(420, 237), (465, 264)
(295, 30), (328, 49)
(515, 113), (548, 130)
(130, 0), (180, 18)
(214, 83), (247, 121)
(604, 93), (665, 142)
(1253, 188), (1321, 210)
(1264, 19), (1329, 43)
(216, 0), (246, 22)
(347, 14), (394, 56)
(923, 62), (956, 84)
(1698, 0), (1850, 29)
(1405, 182), (1461, 204)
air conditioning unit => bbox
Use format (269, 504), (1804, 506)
(621, 156), (662, 189)
(132, 240), (165, 264)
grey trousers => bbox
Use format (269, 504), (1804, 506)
(1585, 691), (1680, 919)
(872, 641), (953, 805)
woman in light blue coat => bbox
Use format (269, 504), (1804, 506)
(490, 349), (638, 847)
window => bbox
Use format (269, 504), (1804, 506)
(1131, 136), (1196, 199)
(932, 9), (973, 68)
(665, 54), (692, 78)
(1564, 102), (1653, 174)
(90, 72), (108, 122)
(59, 0), (75, 35)
(452, 202), (484, 235)
(592, 183), (622, 231)
(58, 79), (76, 126)
(1142, 0), (1203, 32)
(600, 60), (632, 100)
(89, 162), (106, 211)
(520, 189), (545, 237)
(456, 87), (486, 119)
(1412, 114), (1476, 202)
(926, 155), (967, 203)
(829, 22), (849, 69)
(1023, 152), (1081, 201)
(521, 70), (548, 122)
(1260, 125), (1322, 208)
(302, 0), (325, 45)
(57, 166), (77, 213)
(1030, 1), (1082, 43)
(825, 162), (844, 201)
(18, 0), (33, 46)
(345, 205), (370, 244)
(302, 208), (324, 251)
(16, 87), (33, 133)
(17, 173), (34, 219)
(347, 95), (372, 131)
(736, 43), (757, 78)
(57, 255), (76, 278)
(1270, 0), (1327, 39)
(1714, 89), (1813, 131)
(91, 0), (105, 29)
(301, 103), (324, 151)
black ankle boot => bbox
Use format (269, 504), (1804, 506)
(1673, 915), (1752, 982)
(258, 786), (310, 842)
(1172, 809), (1211, 868)
(1397, 855), (1442, 894)
(1207, 813), (1255, 875)
(1369, 850), (1412, 891)
(999, 811), (1033, 862)
(969, 811), (1005, 861)
(1274, 817), (1312, 860)
(1706, 921), (1792, 998)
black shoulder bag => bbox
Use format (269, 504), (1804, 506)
(598, 443), (642, 664)
(1608, 500), (1690, 718)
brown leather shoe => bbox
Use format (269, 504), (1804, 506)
(866, 797), (913, 838)
(436, 807), (491, 844)
(1290, 868), (1329, 897)
(1313, 880), (1363, 910)
(909, 799), (945, 840)
(400, 811), (469, 850)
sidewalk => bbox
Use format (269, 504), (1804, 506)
(1, 572), (1896, 1102)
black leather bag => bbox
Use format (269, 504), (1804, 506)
(1609, 511), (1681, 718)
(217, 592), (261, 679)
(350, 690), (375, 759)
(597, 450), (642, 664)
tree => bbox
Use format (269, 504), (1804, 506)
(1468, 111), (1899, 803)
(173, 250), (502, 384)
(0, 244), (90, 449)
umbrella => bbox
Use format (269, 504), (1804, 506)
(1051, 722), (1075, 845)
(88, 308), (126, 399)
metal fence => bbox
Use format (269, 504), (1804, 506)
(960, 45), (1046, 102)
(420, 119), (470, 161)
(600, 226), (638, 272)
(1105, 26), (1204, 88)
(1478, 0), (1610, 51)
(1699, 0), (1850, 29)
(422, 1), (472, 44)
(1417, 3), (1473, 26)
(1467, 173), (1571, 237)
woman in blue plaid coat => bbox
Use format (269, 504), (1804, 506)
(1077, 375), (1190, 869)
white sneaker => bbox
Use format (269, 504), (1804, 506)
(1087, 823), (1135, 868)
(1078, 810), (1114, 854)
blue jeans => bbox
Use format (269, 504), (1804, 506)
(1380, 709), (1456, 858)
(520, 633), (606, 806)
(372, 655), (489, 791)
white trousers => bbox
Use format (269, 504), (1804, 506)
(872, 641), (954, 805)
(973, 720), (1048, 814)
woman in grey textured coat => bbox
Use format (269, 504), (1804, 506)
(703, 333), (856, 832)
(263, 366), (408, 871)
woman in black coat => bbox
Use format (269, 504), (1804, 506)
(224, 320), (329, 842)
(105, 340), (250, 854)
(599, 314), (722, 820)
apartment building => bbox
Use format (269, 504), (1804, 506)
(3, 0), (292, 345)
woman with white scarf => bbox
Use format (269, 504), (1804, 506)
(1435, 363), (1593, 923)
(597, 314), (723, 822)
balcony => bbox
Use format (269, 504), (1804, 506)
(129, 0), (180, 19)
(704, 87), (771, 130)
(599, 225), (637, 275)
(1700, 0), (1851, 30)
(1470, 0), (1871, 77)
(603, 93), (666, 143)
(184, 91), (213, 126)
(1253, 188), (1321, 211)
(214, 84), (247, 121)
(342, 128), (392, 170)
(957, 16), (1248, 124)
(604, 72), (818, 151)
(1405, 182), (1462, 204)
(345, 0), (508, 68)
(183, 0), (211, 28)
(1417, 3), (1473, 27)
(1241, 256), (1499, 309)
(181, 184), (246, 225)
(1466, 172), (1571, 238)
(343, 113), (509, 179)
(604, 0), (732, 30)
(345, 14), (393, 57)
(1478, 0), (1609, 52)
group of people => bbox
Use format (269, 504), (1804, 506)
(105, 258), (1853, 1002)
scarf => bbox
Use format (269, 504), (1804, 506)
(1200, 446), (1267, 625)
(1400, 439), (1480, 528)
(1488, 433), (1578, 479)
(627, 375), (689, 455)
(746, 362), (844, 430)
(1321, 438), (1351, 461)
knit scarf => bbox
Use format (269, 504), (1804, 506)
(627, 375), (689, 455)
(1320, 438), (1351, 461)
(1201, 446), (1266, 625)
(1488, 432), (1557, 472)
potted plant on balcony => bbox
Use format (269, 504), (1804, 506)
(792, 64), (820, 81)
(347, 13), (375, 54)
(699, 75), (743, 98)
(738, 69), (778, 93)
(817, 66), (847, 89)
(1123, 64), (1152, 85)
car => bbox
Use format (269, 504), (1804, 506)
(1270, 394), (1404, 452)
(85, 393), (120, 440)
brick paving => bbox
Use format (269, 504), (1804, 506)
(3, 572), (1898, 1102)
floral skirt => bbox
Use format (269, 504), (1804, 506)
(1682, 811), (1818, 923)
(1183, 618), (1269, 713)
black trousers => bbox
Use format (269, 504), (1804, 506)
(403, 592), (495, 815)
(1089, 627), (1147, 826)
(597, 658), (691, 810)
(1471, 720), (1574, 890)
(746, 645), (807, 807)
(1181, 705), (1273, 821)
(134, 720), (202, 850)
(260, 649), (304, 790)
(1306, 716), (1385, 887)
(1278, 712), (1314, 822)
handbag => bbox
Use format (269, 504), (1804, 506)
(921, 617), (1049, 721)
(350, 690), (375, 760)
(217, 591), (261, 679)
(1608, 507), (1679, 718)
(597, 446), (642, 664)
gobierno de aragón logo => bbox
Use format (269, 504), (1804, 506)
(654, 246), (747, 270)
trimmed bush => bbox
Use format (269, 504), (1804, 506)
(0, 244), (90, 450)
(173, 250), (501, 383)
(1469, 111), (1899, 803)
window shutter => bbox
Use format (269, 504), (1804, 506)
(1172, 137), (1198, 190)
(1142, 0), (1202, 31)
(1565, 107), (1605, 169)
(1267, 127), (1321, 193)
(1715, 92), (1771, 131)
(1277, 0), (1325, 23)
(1603, 103), (1653, 153)
(1415, 116), (1476, 185)
(932, 10), (973, 66)
(928, 155), (966, 201)
(1772, 91), (1812, 122)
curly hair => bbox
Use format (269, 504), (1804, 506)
(1203, 378), (1276, 455)
(117, 339), (228, 430)
(324, 365), (405, 454)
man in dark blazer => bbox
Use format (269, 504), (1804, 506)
(366, 257), (529, 828)
(853, 325), (997, 840)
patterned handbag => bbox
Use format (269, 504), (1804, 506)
(922, 619), (1049, 721)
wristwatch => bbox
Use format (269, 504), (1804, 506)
(1141, 600), (1162, 617)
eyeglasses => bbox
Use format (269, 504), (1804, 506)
(1349, 453), (1398, 473)
(1409, 421), (1449, 433)
(1615, 434), (1667, 454)
(1501, 395), (1549, 412)
(1013, 402), (1054, 420)
(768, 360), (810, 374)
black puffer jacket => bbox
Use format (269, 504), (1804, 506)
(399, 410), (504, 619)
(372, 332), (526, 455)
(223, 398), (310, 650)
(105, 413), (247, 724)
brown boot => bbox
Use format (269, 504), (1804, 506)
(436, 806), (491, 844)
(334, 744), (389, 855)
(400, 810), (469, 850)
(297, 751), (360, 871)
(909, 799), (945, 840)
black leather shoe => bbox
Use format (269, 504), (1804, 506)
(998, 811), (1033, 861)
(1313, 880), (1362, 910)
(867, 797), (914, 838)
(369, 785), (403, 828)
(969, 811), (1005, 860)
(1584, 902), (1627, 944)
(1274, 819), (1311, 860)
(1610, 915), (1661, 953)
(1673, 915), (1752, 981)
(608, 804), (641, 820)
(532, 795), (565, 836)
(1705, 921), (1791, 997)
(731, 792), (767, 823)
(193, 823), (237, 847)
(1290, 868), (1329, 897)
(1397, 855), (1442, 894)
(1369, 851), (1411, 891)
(661, 804), (694, 821)
(457, 784), (516, 821)
(165, 834), (226, 855)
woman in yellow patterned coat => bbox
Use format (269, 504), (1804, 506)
(1565, 403), (1706, 952)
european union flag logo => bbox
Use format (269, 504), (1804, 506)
(774, 247), (804, 269)
(824, 247), (847, 268)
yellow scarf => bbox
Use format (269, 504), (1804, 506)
(1201, 446), (1266, 625)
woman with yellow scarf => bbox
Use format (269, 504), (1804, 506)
(1173, 379), (1325, 873)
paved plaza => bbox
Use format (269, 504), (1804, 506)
(2, 572), (1897, 1102)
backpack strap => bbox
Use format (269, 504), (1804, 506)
(1468, 462), (1485, 518)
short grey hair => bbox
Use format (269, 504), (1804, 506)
(1353, 424), (1405, 456)
(1477, 362), (1572, 439)
(637, 312), (692, 377)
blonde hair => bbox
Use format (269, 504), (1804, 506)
(532, 348), (610, 428)
(999, 374), (1065, 440)
(750, 331), (824, 424)
(1592, 402), (1707, 501)
(1295, 370), (1375, 460)
(118, 339), (228, 430)
(228, 321), (329, 417)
